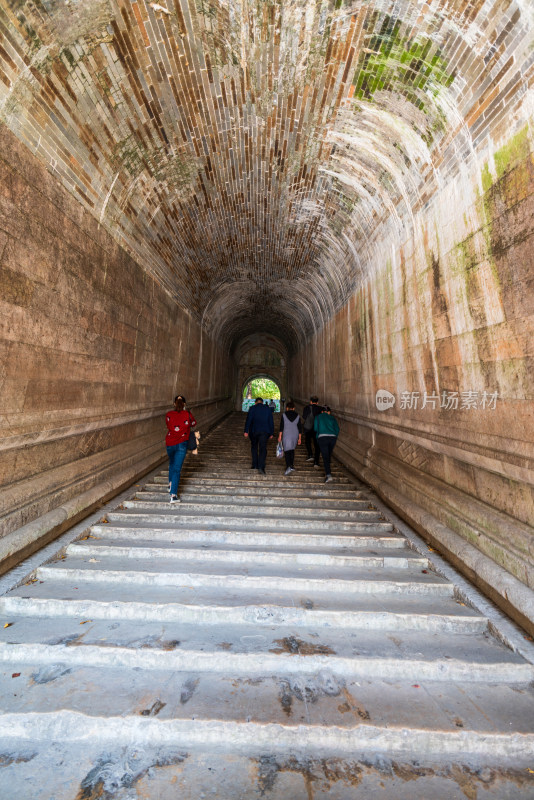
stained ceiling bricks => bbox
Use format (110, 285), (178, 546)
(0, 0), (531, 351)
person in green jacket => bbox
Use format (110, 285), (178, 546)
(314, 406), (340, 483)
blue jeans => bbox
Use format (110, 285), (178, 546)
(167, 442), (188, 495)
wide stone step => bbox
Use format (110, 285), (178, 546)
(139, 489), (372, 511)
(158, 482), (363, 498)
(124, 498), (383, 521)
(66, 540), (423, 568)
(178, 465), (351, 476)
(172, 471), (354, 484)
(0, 589), (485, 633)
(0, 619), (534, 684)
(155, 468), (361, 482)
(146, 481), (363, 499)
(110, 509), (394, 534)
(1, 621), (530, 682)
(0, 738), (530, 800)
(90, 524), (407, 550)
(36, 560), (449, 596)
(0, 680), (533, 760)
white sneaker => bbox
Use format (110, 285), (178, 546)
(325, 475), (333, 483)
(170, 494), (180, 503)
(306, 457), (314, 462)
(284, 467), (291, 475)
(313, 464), (320, 469)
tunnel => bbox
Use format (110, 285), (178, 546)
(0, 0), (533, 641)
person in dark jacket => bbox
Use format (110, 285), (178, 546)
(314, 406), (340, 483)
(244, 397), (274, 475)
(166, 396), (196, 503)
(302, 395), (324, 467)
(278, 400), (302, 475)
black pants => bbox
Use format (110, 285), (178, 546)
(305, 430), (320, 464)
(284, 449), (295, 468)
(250, 432), (270, 470)
(318, 436), (336, 476)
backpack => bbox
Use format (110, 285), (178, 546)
(303, 406), (316, 432)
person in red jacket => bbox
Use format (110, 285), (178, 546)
(166, 396), (196, 503)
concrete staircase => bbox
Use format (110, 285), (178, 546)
(1, 413), (533, 799)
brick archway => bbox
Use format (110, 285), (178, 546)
(234, 334), (288, 412)
(241, 373), (282, 411)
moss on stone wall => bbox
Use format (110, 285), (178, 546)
(494, 124), (530, 180)
(353, 13), (454, 108)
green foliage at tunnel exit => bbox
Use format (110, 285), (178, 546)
(353, 13), (455, 110)
(243, 378), (280, 400)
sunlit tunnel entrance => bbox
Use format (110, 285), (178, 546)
(241, 377), (281, 412)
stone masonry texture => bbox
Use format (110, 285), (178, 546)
(0, 122), (233, 560)
(0, 0), (533, 627)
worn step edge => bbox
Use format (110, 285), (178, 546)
(90, 526), (406, 549)
(66, 542), (425, 569)
(2, 711), (532, 759)
(36, 566), (452, 596)
(0, 597), (486, 632)
(138, 491), (371, 508)
(146, 482), (363, 498)
(123, 500), (382, 521)
(107, 512), (395, 533)
(166, 474), (354, 484)
(154, 483), (363, 496)
(1, 642), (531, 683)
(160, 480), (357, 490)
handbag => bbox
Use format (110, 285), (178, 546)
(186, 413), (198, 452)
(276, 441), (284, 458)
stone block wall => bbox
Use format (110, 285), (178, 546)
(0, 126), (234, 572)
(290, 127), (534, 632)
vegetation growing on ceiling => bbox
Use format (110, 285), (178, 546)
(353, 13), (455, 143)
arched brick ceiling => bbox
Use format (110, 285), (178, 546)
(0, 0), (532, 351)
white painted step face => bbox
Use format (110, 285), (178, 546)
(159, 478), (357, 491)
(0, 590), (488, 634)
(123, 499), (385, 522)
(0, 656), (534, 749)
(91, 525), (404, 549)
(1, 639), (533, 683)
(34, 551), (449, 594)
(65, 540), (425, 569)
(138, 490), (373, 510)
(1, 741), (532, 800)
(175, 473), (355, 485)
(34, 566), (451, 598)
(107, 510), (396, 534)
(148, 481), (363, 499)
(0, 618), (529, 679)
